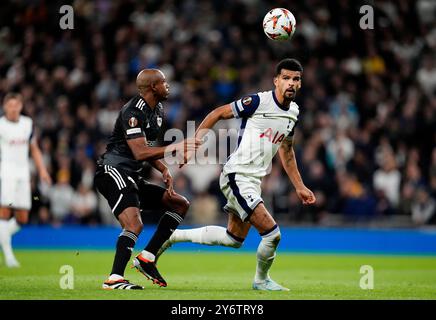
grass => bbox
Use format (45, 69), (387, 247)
(0, 250), (436, 300)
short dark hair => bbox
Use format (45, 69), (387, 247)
(3, 92), (23, 104)
(275, 58), (303, 75)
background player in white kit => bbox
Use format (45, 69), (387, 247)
(0, 93), (52, 267)
(158, 59), (316, 291)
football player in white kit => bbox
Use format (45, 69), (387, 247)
(0, 93), (52, 267)
(158, 59), (316, 291)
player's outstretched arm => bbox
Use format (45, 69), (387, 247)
(30, 138), (52, 185)
(278, 137), (316, 205)
(127, 136), (202, 162)
(179, 104), (234, 168)
(195, 104), (234, 139)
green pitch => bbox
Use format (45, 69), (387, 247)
(1, 250), (436, 300)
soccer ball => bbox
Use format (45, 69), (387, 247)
(263, 8), (296, 41)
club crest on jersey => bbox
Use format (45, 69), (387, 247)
(157, 117), (162, 127)
(128, 117), (138, 127)
(242, 96), (252, 106)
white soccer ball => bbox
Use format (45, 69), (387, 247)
(263, 8), (296, 41)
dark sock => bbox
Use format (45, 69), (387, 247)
(110, 230), (138, 277)
(145, 211), (183, 256)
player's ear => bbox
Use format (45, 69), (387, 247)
(273, 76), (278, 87)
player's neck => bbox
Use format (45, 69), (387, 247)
(5, 114), (20, 122)
(139, 92), (158, 109)
(273, 89), (292, 109)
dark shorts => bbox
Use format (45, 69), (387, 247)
(94, 165), (167, 217)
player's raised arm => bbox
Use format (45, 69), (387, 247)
(278, 136), (316, 205)
(177, 104), (234, 168)
(127, 136), (201, 161)
(194, 104), (234, 139)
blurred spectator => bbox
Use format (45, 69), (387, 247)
(373, 151), (401, 208)
(326, 129), (355, 170)
(48, 171), (74, 224)
(411, 187), (436, 225)
(190, 192), (220, 225)
(70, 183), (98, 224)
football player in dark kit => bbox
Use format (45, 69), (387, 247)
(95, 69), (201, 290)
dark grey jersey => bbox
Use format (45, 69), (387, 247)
(99, 95), (164, 173)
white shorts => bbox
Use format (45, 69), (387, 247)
(0, 178), (31, 210)
(219, 172), (263, 222)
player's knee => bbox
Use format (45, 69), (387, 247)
(172, 195), (190, 216)
(127, 222), (143, 235)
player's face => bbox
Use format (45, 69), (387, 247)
(274, 69), (302, 101)
(155, 72), (170, 101)
(3, 98), (23, 121)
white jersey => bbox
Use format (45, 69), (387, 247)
(223, 90), (299, 177)
(0, 115), (34, 180)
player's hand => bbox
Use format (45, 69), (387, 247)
(296, 186), (316, 205)
(162, 168), (175, 197)
(179, 150), (195, 168)
(40, 170), (52, 186)
(178, 138), (202, 168)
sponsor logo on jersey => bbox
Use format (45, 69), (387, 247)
(128, 117), (138, 127)
(259, 128), (285, 144)
(242, 96), (252, 105)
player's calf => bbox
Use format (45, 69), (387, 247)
(156, 226), (244, 261)
(254, 225), (281, 285)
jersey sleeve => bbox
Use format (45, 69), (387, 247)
(29, 118), (35, 142)
(287, 120), (298, 139)
(230, 94), (260, 118)
(122, 108), (148, 140)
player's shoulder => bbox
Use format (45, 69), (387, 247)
(255, 90), (275, 105)
(121, 95), (146, 117)
(290, 101), (300, 111)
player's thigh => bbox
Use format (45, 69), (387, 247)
(227, 213), (251, 239)
(94, 166), (140, 221)
(220, 173), (263, 222)
(137, 180), (167, 211)
(248, 202), (277, 234)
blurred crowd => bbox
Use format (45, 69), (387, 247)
(0, 0), (435, 227)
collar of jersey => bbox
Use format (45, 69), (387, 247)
(272, 90), (291, 111)
(138, 95), (160, 113)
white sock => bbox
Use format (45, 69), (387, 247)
(0, 220), (17, 262)
(8, 217), (21, 236)
(140, 250), (156, 262)
(108, 274), (124, 281)
(171, 226), (242, 248)
(254, 226), (281, 283)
